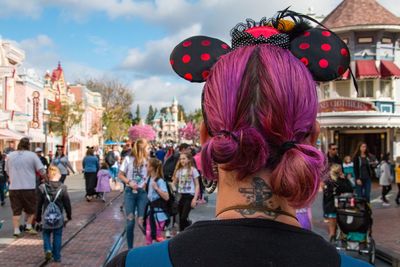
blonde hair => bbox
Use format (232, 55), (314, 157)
(48, 165), (61, 181)
(148, 158), (164, 180)
(131, 138), (148, 167)
(173, 152), (194, 176)
(344, 155), (352, 164)
(329, 164), (342, 181)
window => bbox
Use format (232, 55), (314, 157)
(380, 80), (392, 98)
(358, 37), (373, 44)
(358, 80), (374, 97)
(335, 81), (350, 97)
(382, 38), (392, 44)
(322, 84), (330, 99)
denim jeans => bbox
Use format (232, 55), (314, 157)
(43, 227), (63, 261)
(356, 178), (371, 202)
(0, 181), (5, 202)
(124, 188), (148, 249)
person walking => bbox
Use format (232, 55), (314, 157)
(323, 164), (353, 242)
(145, 158), (169, 245)
(118, 138), (149, 249)
(82, 147), (99, 202)
(36, 165), (72, 263)
(395, 159), (400, 205)
(107, 9), (370, 267)
(5, 137), (47, 237)
(96, 162), (112, 202)
(172, 152), (200, 232)
(327, 143), (342, 166)
(0, 151), (7, 206)
(353, 143), (375, 202)
(52, 145), (75, 183)
(379, 153), (392, 206)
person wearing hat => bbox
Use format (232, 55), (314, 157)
(5, 137), (47, 237)
(51, 145), (75, 184)
(35, 147), (49, 171)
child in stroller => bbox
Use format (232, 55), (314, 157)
(323, 163), (353, 242)
(335, 194), (375, 264)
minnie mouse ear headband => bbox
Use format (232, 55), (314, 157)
(170, 8), (356, 89)
(86, 146), (94, 150)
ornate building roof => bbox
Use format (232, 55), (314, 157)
(322, 0), (400, 29)
(51, 62), (63, 82)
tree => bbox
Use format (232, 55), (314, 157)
(132, 104), (141, 125)
(146, 105), (155, 124)
(83, 78), (134, 141)
(179, 122), (199, 144)
(48, 101), (84, 148)
(187, 108), (203, 124)
(128, 125), (156, 142)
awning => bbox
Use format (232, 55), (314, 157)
(356, 60), (380, 79)
(339, 69), (350, 80)
(0, 128), (26, 140)
(380, 60), (400, 78)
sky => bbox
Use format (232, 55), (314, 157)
(0, 0), (399, 116)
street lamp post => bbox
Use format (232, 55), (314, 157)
(43, 109), (50, 156)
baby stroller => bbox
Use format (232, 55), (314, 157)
(334, 193), (375, 264)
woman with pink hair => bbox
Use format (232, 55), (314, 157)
(108, 9), (370, 267)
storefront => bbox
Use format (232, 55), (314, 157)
(318, 98), (400, 160)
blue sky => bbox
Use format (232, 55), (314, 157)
(0, 0), (399, 115)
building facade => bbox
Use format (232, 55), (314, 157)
(318, 0), (400, 160)
(45, 64), (104, 170)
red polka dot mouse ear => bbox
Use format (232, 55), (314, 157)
(170, 36), (231, 82)
(290, 28), (350, 82)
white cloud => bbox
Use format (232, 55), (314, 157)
(88, 36), (111, 54)
(120, 23), (202, 75)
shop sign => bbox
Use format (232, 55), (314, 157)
(319, 98), (378, 112)
(32, 91), (40, 128)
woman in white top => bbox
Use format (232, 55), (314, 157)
(118, 138), (149, 249)
(379, 153), (392, 206)
(172, 152), (199, 231)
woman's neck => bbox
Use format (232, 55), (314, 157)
(215, 169), (300, 227)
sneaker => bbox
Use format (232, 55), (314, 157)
(25, 228), (38, 235)
(45, 251), (52, 261)
(86, 195), (92, 202)
(165, 230), (171, 238)
(382, 202), (391, 207)
(13, 232), (22, 238)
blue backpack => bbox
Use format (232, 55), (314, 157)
(43, 186), (64, 230)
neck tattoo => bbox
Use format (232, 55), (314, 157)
(236, 177), (281, 219)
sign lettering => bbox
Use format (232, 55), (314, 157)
(319, 98), (377, 112)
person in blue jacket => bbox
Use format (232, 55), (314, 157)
(82, 147), (99, 201)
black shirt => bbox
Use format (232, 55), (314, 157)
(107, 218), (340, 267)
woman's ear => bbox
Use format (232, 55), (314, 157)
(200, 121), (211, 145)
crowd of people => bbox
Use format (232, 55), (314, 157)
(322, 141), (400, 242)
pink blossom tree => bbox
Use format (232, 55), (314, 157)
(179, 122), (199, 143)
(128, 124), (156, 142)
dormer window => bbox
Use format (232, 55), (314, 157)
(358, 37), (373, 44)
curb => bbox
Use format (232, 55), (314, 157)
(376, 247), (400, 267)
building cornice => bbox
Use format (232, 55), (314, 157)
(331, 24), (400, 34)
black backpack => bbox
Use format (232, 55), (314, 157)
(146, 179), (178, 217)
(105, 151), (116, 166)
